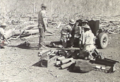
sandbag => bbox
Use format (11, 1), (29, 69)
(69, 60), (93, 73)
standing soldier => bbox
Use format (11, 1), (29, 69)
(38, 4), (49, 49)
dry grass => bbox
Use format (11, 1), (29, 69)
(1, 0), (120, 23)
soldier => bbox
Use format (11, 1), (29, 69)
(61, 19), (75, 47)
(79, 20), (96, 59)
(38, 4), (51, 49)
(78, 20), (104, 60)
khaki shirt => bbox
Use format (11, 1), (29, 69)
(83, 30), (95, 45)
(38, 10), (47, 26)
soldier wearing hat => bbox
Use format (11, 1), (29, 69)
(61, 19), (76, 47)
(81, 20), (91, 30)
(79, 20), (96, 59)
(38, 3), (51, 49)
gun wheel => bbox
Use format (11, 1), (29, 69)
(98, 33), (108, 49)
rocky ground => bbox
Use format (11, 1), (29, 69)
(0, 26), (120, 82)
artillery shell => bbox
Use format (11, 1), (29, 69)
(55, 61), (61, 67)
(57, 56), (65, 61)
(61, 58), (73, 64)
(61, 60), (75, 69)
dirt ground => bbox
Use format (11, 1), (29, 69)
(0, 28), (120, 82)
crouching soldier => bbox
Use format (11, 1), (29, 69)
(79, 20), (102, 60)
(60, 19), (75, 47)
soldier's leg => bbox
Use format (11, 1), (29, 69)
(38, 26), (45, 49)
(38, 28), (41, 48)
(70, 37), (74, 47)
(84, 45), (95, 60)
(94, 48), (104, 59)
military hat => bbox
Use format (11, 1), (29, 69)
(83, 25), (90, 29)
(41, 4), (47, 8)
(69, 19), (75, 24)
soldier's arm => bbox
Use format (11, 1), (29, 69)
(38, 11), (43, 27)
(38, 11), (40, 26)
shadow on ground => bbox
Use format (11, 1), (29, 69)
(32, 60), (48, 68)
